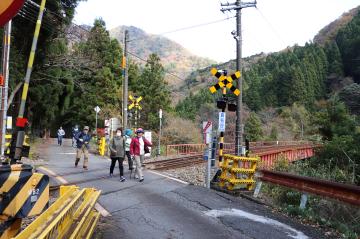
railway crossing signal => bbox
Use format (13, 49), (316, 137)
(129, 95), (142, 110)
(128, 95), (142, 128)
(209, 68), (241, 96)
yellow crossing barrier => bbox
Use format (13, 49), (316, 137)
(15, 185), (101, 239)
(98, 137), (106, 156)
(219, 154), (258, 190)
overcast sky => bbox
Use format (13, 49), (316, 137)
(74, 0), (359, 62)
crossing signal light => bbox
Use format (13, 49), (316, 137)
(217, 100), (227, 110)
(227, 103), (237, 112)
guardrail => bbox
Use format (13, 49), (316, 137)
(15, 185), (101, 239)
(257, 170), (360, 206)
(253, 145), (318, 169)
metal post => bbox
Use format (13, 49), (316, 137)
(157, 109), (162, 156)
(95, 111), (98, 132)
(0, 21), (11, 156)
(122, 30), (129, 129)
(206, 136), (212, 188)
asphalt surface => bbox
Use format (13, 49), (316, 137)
(34, 139), (327, 239)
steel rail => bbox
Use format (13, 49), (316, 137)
(258, 169), (360, 206)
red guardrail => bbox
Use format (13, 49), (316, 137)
(253, 145), (318, 169)
(258, 170), (360, 206)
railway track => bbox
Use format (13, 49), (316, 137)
(144, 155), (204, 170)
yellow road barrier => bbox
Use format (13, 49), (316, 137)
(219, 154), (258, 190)
(98, 137), (106, 156)
(15, 185), (101, 239)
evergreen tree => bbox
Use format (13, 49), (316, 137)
(131, 54), (171, 129)
(244, 112), (263, 141)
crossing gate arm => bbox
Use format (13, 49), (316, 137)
(14, 185), (101, 239)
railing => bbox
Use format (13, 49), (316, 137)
(166, 141), (314, 156)
(258, 170), (360, 206)
(253, 145), (318, 169)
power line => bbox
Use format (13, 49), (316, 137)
(126, 51), (186, 82)
(127, 16), (235, 43)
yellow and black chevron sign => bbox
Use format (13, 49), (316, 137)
(0, 164), (49, 218)
(209, 68), (241, 96)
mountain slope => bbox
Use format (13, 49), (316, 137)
(109, 26), (216, 89)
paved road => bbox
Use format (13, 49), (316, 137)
(35, 139), (326, 239)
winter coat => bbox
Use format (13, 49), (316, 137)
(109, 136), (125, 158)
(130, 136), (152, 156)
(75, 132), (92, 149)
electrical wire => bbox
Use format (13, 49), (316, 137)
(126, 51), (186, 82)
(255, 8), (286, 46)
(127, 16), (235, 43)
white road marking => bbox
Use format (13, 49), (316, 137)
(56, 152), (76, 155)
(205, 208), (309, 239)
(38, 166), (111, 217)
(148, 170), (189, 185)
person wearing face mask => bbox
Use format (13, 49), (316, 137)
(130, 128), (152, 182)
(109, 127), (126, 182)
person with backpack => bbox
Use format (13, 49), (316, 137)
(74, 126), (92, 170)
(109, 128), (126, 182)
(124, 129), (133, 170)
(130, 128), (152, 182)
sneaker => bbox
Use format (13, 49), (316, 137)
(135, 175), (139, 179)
(120, 176), (126, 182)
(109, 173), (113, 177)
(83, 166), (88, 170)
(139, 177), (144, 182)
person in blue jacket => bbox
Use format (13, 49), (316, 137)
(74, 126), (92, 170)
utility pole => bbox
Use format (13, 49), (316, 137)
(122, 30), (129, 129)
(221, 0), (256, 156)
(0, 21), (12, 157)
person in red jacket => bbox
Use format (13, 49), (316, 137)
(130, 128), (152, 182)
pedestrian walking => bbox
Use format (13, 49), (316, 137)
(109, 128), (126, 182)
(57, 126), (65, 146)
(124, 129), (133, 170)
(74, 126), (92, 170)
(130, 128), (152, 182)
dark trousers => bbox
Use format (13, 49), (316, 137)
(110, 157), (124, 176)
(126, 151), (133, 170)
